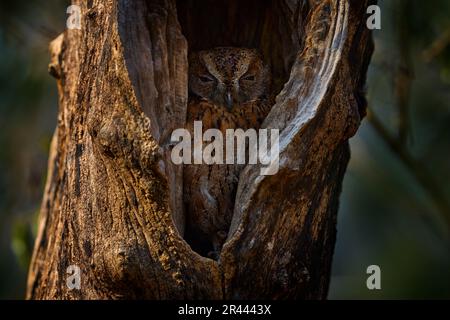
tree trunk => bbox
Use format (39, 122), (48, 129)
(27, 0), (374, 299)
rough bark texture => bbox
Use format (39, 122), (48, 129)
(27, 0), (374, 299)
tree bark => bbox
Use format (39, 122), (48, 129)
(27, 0), (374, 299)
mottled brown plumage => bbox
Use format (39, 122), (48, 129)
(184, 47), (273, 259)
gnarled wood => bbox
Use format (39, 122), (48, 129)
(27, 0), (374, 299)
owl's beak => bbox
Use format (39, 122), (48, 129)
(225, 91), (233, 110)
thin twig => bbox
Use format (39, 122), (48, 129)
(394, 0), (413, 145)
(422, 28), (450, 63)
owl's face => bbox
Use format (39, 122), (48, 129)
(189, 47), (270, 110)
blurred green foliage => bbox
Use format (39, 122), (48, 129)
(0, 0), (68, 299)
(329, 0), (450, 299)
(0, 0), (448, 299)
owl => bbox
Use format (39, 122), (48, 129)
(184, 47), (273, 259)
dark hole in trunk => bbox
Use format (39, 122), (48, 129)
(177, 0), (309, 93)
(175, 0), (310, 258)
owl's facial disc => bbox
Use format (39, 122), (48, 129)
(189, 47), (270, 111)
(214, 80), (241, 111)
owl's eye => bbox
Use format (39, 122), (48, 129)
(242, 74), (255, 81)
(199, 75), (214, 83)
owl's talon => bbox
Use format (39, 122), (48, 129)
(207, 251), (220, 261)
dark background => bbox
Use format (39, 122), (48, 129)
(0, 0), (449, 299)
